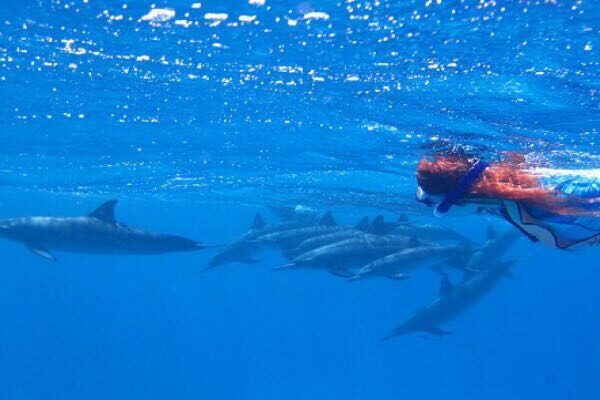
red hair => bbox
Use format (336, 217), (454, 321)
(416, 154), (583, 215)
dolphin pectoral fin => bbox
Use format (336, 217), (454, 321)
(88, 199), (118, 224)
(425, 326), (452, 336)
(26, 244), (57, 261)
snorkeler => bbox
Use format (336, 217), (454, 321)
(415, 153), (600, 249)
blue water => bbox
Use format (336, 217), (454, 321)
(1, 0), (600, 399)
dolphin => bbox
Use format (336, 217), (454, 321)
(286, 217), (370, 258)
(462, 227), (521, 272)
(207, 213), (269, 267)
(277, 234), (424, 277)
(381, 259), (515, 340)
(368, 215), (409, 235)
(207, 211), (331, 268)
(251, 212), (340, 250)
(391, 222), (470, 244)
(349, 243), (471, 282)
(0, 200), (213, 261)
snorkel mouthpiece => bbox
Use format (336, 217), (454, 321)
(416, 186), (435, 207)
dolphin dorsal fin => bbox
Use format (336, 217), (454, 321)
(396, 214), (409, 224)
(439, 274), (454, 297)
(369, 215), (386, 235)
(355, 216), (370, 231)
(319, 211), (336, 226)
(409, 236), (420, 247)
(251, 213), (266, 230)
(89, 200), (118, 224)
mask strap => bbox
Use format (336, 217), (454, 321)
(434, 159), (489, 217)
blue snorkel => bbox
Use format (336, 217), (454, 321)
(432, 159), (490, 217)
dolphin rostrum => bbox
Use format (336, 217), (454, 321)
(0, 200), (214, 261)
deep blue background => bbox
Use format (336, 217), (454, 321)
(1, 194), (599, 399)
(1, 0), (599, 399)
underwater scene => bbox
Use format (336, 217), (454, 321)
(1, 0), (599, 399)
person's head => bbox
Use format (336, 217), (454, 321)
(415, 153), (573, 214)
(416, 155), (475, 197)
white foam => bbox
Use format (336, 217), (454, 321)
(204, 13), (228, 21)
(191, 3), (202, 9)
(303, 11), (330, 21)
(239, 15), (257, 22)
(62, 39), (86, 55)
(249, 0), (266, 6)
(534, 168), (600, 179)
(140, 8), (175, 23)
(175, 19), (192, 28)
